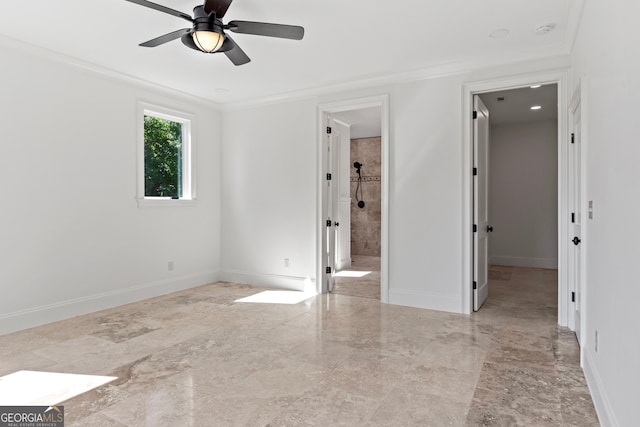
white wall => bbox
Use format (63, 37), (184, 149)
(489, 120), (558, 269)
(385, 75), (466, 311)
(570, 1), (640, 425)
(0, 42), (222, 334)
(220, 101), (317, 289)
(220, 75), (466, 310)
(219, 56), (570, 313)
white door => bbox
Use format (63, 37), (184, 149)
(337, 122), (352, 270)
(569, 101), (583, 344)
(323, 114), (338, 292)
(473, 96), (490, 311)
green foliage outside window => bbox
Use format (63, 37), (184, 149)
(144, 115), (182, 198)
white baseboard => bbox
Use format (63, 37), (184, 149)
(219, 270), (314, 292)
(489, 255), (558, 269)
(0, 271), (219, 336)
(583, 350), (618, 427)
(389, 288), (461, 313)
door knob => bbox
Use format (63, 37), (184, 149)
(335, 222), (339, 227)
(486, 226), (493, 232)
(572, 236), (581, 246)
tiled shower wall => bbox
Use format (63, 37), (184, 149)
(350, 137), (381, 257)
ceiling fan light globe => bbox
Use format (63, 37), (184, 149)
(192, 31), (225, 53)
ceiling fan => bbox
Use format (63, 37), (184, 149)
(125, 0), (304, 66)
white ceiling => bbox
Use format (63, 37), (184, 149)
(0, 0), (583, 105)
(334, 107), (382, 139)
(480, 83), (558, 125)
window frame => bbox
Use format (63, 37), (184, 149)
(136, 102), (197, 207)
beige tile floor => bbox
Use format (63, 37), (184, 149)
(333, 255), (381, 300)
(0, 266), (599, 426)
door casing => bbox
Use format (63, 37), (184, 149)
(317, 95), (390, 302)
(324, 113), (339, 292)
(462, 70), (576, 329)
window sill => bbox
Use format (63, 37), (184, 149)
(137, 197), (196, 208)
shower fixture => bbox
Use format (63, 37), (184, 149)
(354, 161), (365, 208)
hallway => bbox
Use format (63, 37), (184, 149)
(0, 266), (598, 425)
(466, 265), (598, 425)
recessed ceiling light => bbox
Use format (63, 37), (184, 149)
(534, 24), (556, 35)
(489, 29), (510, 39)
(530, 105), (542, 110)
(530, 84), (542, 89)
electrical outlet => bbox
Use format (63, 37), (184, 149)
(284, 258), (290, 268)
(168, 261), (174, 271)
(595, 330), (598, 352)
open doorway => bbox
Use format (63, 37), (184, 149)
(332, 108), (382, 300)
(317, 95), (389, 303)
(464, 71), (583, 333)
(473, 84), (560, 316)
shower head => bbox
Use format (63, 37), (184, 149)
(354, 162), (363, 169)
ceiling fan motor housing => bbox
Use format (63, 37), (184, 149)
(181, 5), (228, 52)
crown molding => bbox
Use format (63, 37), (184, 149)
(222, 49), (571, 111)
(0, 33), (223, 111)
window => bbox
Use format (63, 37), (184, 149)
(137, 102), (196, 206)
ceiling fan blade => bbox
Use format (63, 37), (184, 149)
(203, 0), (233, 18)
(140, 29), (191, 47)
(226, 21), (304, 40)
(125, 0), (193, 22)
(222, 35), (251, 66)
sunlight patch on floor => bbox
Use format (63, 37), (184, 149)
(235, 290), (316, 305)
(335, 270), (371, 278)
(0, 370), (117, 405)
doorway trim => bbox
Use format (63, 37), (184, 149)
(317, 94), (390, 303)
(461, 69), (571, 326)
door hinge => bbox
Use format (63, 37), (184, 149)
(473, 281), (477, 290)
(473, 167), (477, 176)
(326, 220), (332, 227)
(472, 111), (478, 120)
(326, 173), (332, 181)
(571, 291), (576, 302)
(571, 213), (575, 223)
(571, 133), (575, 144)
(326, 126), (332, 134)
(473, 224), (477, 233)
(326, 267), (332, 274)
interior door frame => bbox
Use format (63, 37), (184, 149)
(324, 112), (338, 292)
(462, 70), (572, 326)
(317, 95), (390, 302)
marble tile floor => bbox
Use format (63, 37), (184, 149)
(333, 255), (381, 300)
(0, 265), (599, 426)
